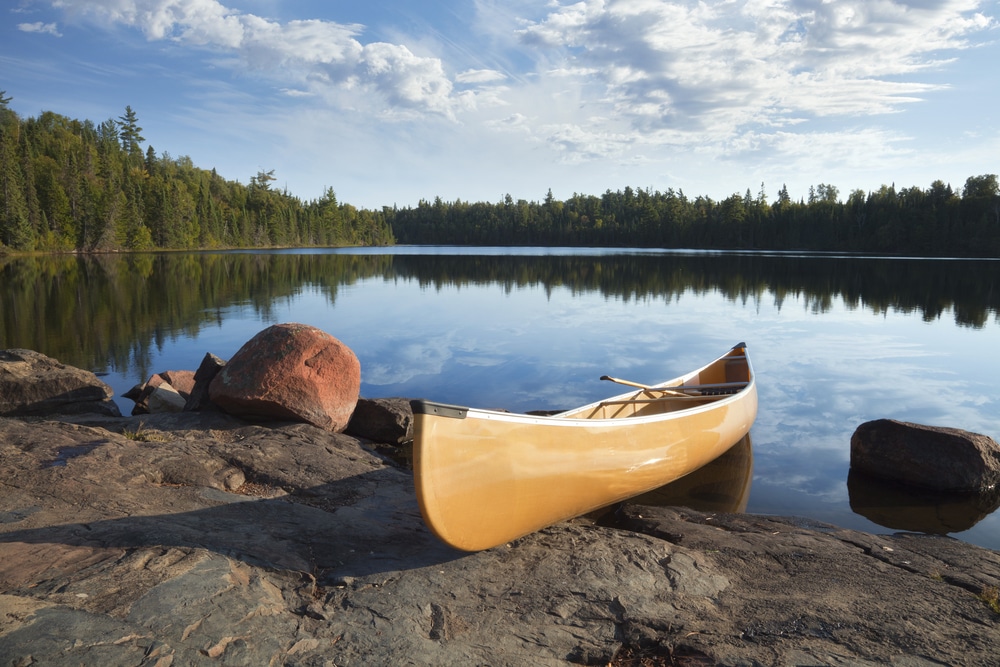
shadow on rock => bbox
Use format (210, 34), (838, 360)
(0, 471), (464, 583)
(0, 415), (463, 585)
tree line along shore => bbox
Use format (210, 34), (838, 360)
(2, 94), (998, 257)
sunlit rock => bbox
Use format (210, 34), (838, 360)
(850, 419), (1000, 493)
(208, 323), (360, 432)
(147, 384), (186, 413)
(130, 370), (196, 415)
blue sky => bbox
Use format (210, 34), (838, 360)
(4, 0), (999, 208)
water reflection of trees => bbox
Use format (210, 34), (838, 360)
(386, 254), (999, 329)
(1, 252), (996, 375)
(0, 253), (392, 376)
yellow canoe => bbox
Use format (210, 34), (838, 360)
(411, 343), (758, 551)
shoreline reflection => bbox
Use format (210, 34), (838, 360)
(3, 250), (998, 380)
(848, 469), (1000, 535)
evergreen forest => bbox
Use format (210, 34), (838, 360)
(2, 93), (998, 256)
(0, 94), (393, 251)
(388, 180), (1000, 257)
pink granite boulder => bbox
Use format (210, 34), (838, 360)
(209, 323), (361, 432)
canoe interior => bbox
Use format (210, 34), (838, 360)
(558, 349), (751, 420)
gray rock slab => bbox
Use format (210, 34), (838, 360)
(0, 348), (120, 417)
(1, 413), (999, 666)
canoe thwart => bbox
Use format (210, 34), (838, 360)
(598, 394), (729, 407)
(655, 381), (749, 394)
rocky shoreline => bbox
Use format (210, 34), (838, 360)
(1, 349), (999, 665)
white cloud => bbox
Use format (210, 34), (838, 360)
(456, 69), (507, 84)
(52, 0), (244, 44)
(543, 122), (637, 161)
(279, 88), (312, 98)
(45, 0), (997, 127)
(238, 15), (363, 69)
(486, 112), (532, 132)
(49, 0), (480, 117)
(359, 42), (455, 115)
(514, 0), (997, 137)
(37, 0), (998, 183)
(18, 21), (63, 37)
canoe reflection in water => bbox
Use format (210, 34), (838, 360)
(624, 434), (753, 513)
(848, 469), (1000, 535)
(588, 434), (754, 523)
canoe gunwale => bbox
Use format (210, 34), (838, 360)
(410, 343), (755, 428)
(412, 388), (752, 427)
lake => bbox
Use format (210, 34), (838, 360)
(2, 247), (999, 550)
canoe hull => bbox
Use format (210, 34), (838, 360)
(412, 344), (757, 551)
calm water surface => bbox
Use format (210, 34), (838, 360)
(3, 247), (998, 550)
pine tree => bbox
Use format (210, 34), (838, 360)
(0, 92), (33, 249)
(117, 105), (145, 157)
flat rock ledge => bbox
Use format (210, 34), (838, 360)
(1, 412), (998, 667)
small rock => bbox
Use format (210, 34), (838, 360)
(221, 467), (246, 492)
(129, 374), (163, 415)
(345, 397), (413, 444)
(159, 370), (195, 397)
(183, 353), (226, 412)
(850, 419), (1000, 493)
(131, 371), (198, 415)
(208, 324), (360, 432)
(147, 384), (186, 413)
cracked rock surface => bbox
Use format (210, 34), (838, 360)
(1, 412), (998, 666)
